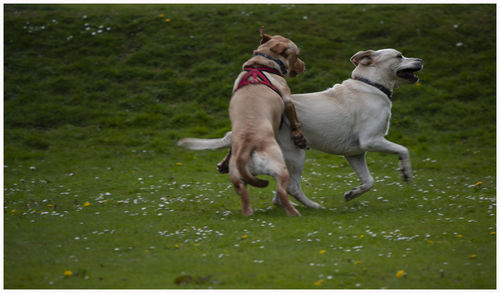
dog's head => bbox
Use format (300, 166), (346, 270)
(350, 49), (423, 86)
(253, 28), (305, 77)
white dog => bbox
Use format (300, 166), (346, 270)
(178, 49), (423, 208)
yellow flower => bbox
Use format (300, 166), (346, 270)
(241, 234), (248, 239)
(64, 270), (73, 277)
(396, 270), (405, 278)
(159, 14), (165, 18)
(490, 231), (496, 236)
(47, 204), (54, 207)
(165, 18), (171, 23)
(354, 260), (362, 265)
(144, 249), (150, 253)
(319, 250), (326, 254)
(428, 240), (434, 245)
(313, 279), (324, 286)
(470, 254), (477, 259)
(175, 162), (183, 166)
(10, 209), (18, 215)
(83, 202), (90, 207)
(456, 234), (463, 238)
(174, 244), (180, 248)
(416, 82), (421, 86)
(475, 181), (483, 186)
(359, 234), (364, 239)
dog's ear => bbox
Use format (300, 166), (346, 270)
(260, 26), (272, 44)
(350, 50), (375, 66)
(270, 42), (287, 54)
(261, 34), (272, 44)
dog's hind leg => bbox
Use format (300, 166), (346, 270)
(276, 171), (301, 216)
(274, 118), (322, 209)
(287, 173), (324, 209)
(232, 180), (253, 216)
(217, 149), (231, 174)
(344, 153), (375, 202)
(284, 150), (323, 209)
(258, 143), (301, 216)
(229, 155), (253, 216)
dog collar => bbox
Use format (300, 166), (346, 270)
(253, 52), (287, 76)
(353, 76), (392, 98)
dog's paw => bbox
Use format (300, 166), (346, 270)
(242, 208), (254, 216)
(400, 167), (412, 183)
(285, 207), (302, 216)
(344, 190), (362, 202)
(217, 161), (229, 174)
(399, 160), (412, 183)
(291, 130), (310, 150)
(309, 202), (325, 209)
(273, 196), (299, 207)
(402, 172), (411, 183)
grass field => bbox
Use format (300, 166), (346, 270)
(4, 4), (496, 289)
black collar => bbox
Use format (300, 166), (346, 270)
(353, 76), (392, 98)
(253, 52), (287, 76)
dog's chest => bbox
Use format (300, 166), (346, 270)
(384, 111), (392, 136)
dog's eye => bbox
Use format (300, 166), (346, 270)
(397, 54), (403, 59)
(281, 49), (289, 57)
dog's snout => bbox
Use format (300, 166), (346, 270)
(412, 58), (423, 69)
(416, 58), (423, 69)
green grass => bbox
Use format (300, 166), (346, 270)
(4, 4), (496, 289)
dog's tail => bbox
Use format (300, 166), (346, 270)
(177, 131), (232, 150)
(234, 142), (269, 188)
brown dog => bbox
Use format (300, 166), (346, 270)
(228, 28), (307, 216)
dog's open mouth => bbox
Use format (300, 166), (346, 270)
(396, 67), (421, 83)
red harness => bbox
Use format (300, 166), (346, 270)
(233, 66), (282, 97)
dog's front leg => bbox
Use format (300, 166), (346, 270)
(363, 138), (412, 182)
(344, 153), (375, 202)
(283, 97), (309, 150)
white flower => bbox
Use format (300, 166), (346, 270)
(456, 42), (463, 47)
